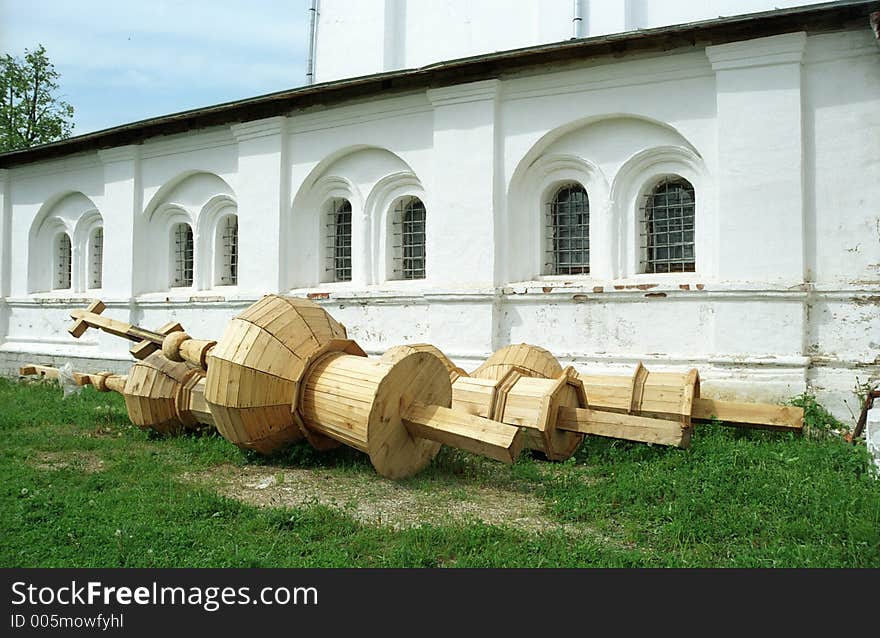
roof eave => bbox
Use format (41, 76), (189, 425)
(1, 0), (876, 168)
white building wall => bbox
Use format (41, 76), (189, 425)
(1, 27), (878, 424)
(314, 0), (832, 83)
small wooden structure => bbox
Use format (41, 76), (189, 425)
(578, 364), (805, 435)
(300, 349), (520, 478)
(21, 352), (211, 435)
(66, 296), (523, 478)
(384, 343), (684, 457)
(385, 342), (804, 456)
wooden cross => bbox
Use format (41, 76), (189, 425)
(68, 300), (107, 338)
(68, 300), (168, 355)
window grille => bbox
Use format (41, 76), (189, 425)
(325, 199), (351, 282)
(89, 227), (103, 289)
(545, 184), (589, 275)
(641, 178), (695, 274)
(392, 197), (426, 280)
(55, 233), (71, 290)
(220, 216), (238, 285)
(172, 223), (194, 287)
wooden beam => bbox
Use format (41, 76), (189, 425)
(19, 364), (91, 386)
(403, 403), (523, 464)
(691, 398), (803, 432)
(557, 406), (691, 448)
(19, 364), (62, 380)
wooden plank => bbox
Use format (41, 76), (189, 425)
(691, 397), (803, 431)
(403, 403), (522, 464)
(20, 364), (61, 380)
(557, 406), (690, 448)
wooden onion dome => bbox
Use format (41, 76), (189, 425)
(380, 343), (468, 382)
(470, 343), (563, 381)
(202, 294), (360, 454)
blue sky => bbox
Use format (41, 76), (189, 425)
(0, 1), (311, 135)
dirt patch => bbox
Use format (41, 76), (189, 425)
(31, 450), (105, 474)
(185, 464), (581, 534)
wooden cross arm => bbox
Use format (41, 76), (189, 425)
(68, 301), (166, 345)
(69, 300), (107, 338)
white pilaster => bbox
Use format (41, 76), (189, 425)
(0, 170), (9, 299)
(231, 117), (287, 294)
(0, 169), (9, 347)
(706, 32), (807, 284)
(98, 146), (140, 298)
(426, 80), (501, 352)
(426, 80), (500, 289)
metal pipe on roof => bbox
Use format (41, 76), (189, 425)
(573, 0), (584, 38)
(306, 0), (320, 85)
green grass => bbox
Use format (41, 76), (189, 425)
(1, 377), (878, 567)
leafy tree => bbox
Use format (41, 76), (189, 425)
(0, 44), (74, 152)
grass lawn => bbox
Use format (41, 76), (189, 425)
(1, 377), (878, 568)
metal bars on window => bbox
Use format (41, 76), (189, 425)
(89, 227), (103, 289)
(220, 216), (238, 285)
(641, 178), (695, 274)
(55, 233), (71, 290)
(392, 197), (426, 280)
(546, 184), (589, 275)
(325, 199), (352, 282)
(172, 223), (194, 287)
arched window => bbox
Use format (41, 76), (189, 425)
(641, 178), (695, 273)
(546, 183), (589, 275)
(88, 227), (103, 289)
(54, 233), (72, 290)
(171, 223), (194, 287)
(391, 196), (426, 280)
(217, 215), (238, 286)
(326, 198), (352, 282)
